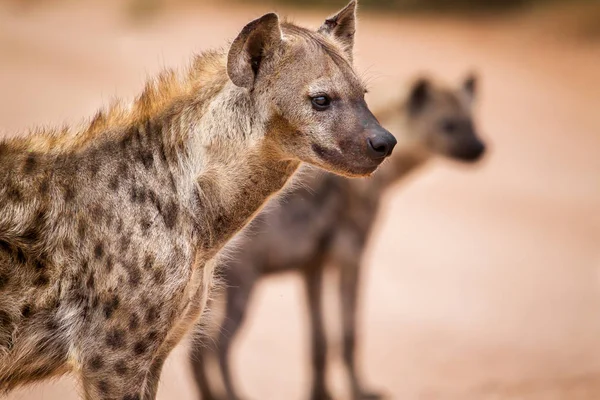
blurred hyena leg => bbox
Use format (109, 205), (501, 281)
(304, 263), (333, 400)
(217, 277), (257, 400)
(190, 339), (219, 400)
(339, 261), (383, 400)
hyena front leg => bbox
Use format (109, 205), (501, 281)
(80, 358), (149, 400)
(78, 332), (159, 400)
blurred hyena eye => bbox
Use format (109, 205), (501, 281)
(441, 119), (458, 134)
(311, 95), (331, 111)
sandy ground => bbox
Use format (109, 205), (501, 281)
(1, 1), (600, 399)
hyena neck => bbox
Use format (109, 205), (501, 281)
(191, 140), (300, 256)
(169, 65), (301, 256)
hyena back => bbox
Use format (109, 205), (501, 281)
(0, 2), (394, 399)
(189, 75), (486, 400)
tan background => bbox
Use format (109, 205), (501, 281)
(1, 1), (600, 398)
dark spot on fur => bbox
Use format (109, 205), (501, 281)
(145, 306), (159, 323)
(34, 274), (49, 287)
(130, 186), (147, 204)
(161, 200), (179, 230)
(128, 314), (139, 331)
(91, 204), (104, 221)
(158, 136), (168, 163)
(146, 330), (158, 342)
(89, 355), (104, 371)
(34, 258), (46, 271)
(109, 174), (120, 191)
(15, 247), (27, 264)
(62, 184), (76, 203)
(98, 380), (110, 395)
(106, 328), (126, 349)
(23, 154), (37, 173)
(120, 235), (131, 252)
(22, 210), (45, 244)
(140, 151), (154, 170)
(94, 243), (104, 260)
(132, 341), (147, 355)
(21, 304), (32, 318)
(0, 310), (13, 326)
(114, 360), (129, 375)
(152, 268), (165, 285)
(123, 394), (140, 400)
(106, 255), (114, 273)
(78, 220), (87, 240)
(39, 177), (50, 194)
(82, 260), (89, 273)
(45, 319), (58, 332)
(120, 132), (133, 151)
(89, 157), (101, 178)
(128, 265), (141, 287)
(0, 240), (10, 253)
(62, 239), (74, 252)
(86, 273), (95, 290)
(6, 183), (23, 203)
(0, 273), (9, 290)
(143, 256), (153, 270)
(147, 189), (158, 204)
(311, 143), (333, 160)
(140, 216), (152, 234)
(103, 295), (120, 319)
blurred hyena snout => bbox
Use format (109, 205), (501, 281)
(367, 126), (397, 159)
(456, 138), (486, 162)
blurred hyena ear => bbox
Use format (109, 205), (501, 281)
(462, 72), (478, 104)
(318, 0), (357, 61)
(408, 78), (431, 114)
(227, 13), (282, 89)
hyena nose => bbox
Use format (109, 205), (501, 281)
(367, 130), (397, 159)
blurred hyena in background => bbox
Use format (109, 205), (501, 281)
(189, 74), (487, 400)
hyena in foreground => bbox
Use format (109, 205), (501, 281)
(190, 75), (486, 400)
(0, 2), (396, 398)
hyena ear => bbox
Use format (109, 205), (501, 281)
(318, 0), (357, 61)
(227, 13), (282, 89)
(462, 72), (478, 104)
(408, 78), (431, 114)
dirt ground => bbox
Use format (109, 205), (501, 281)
(1, 1), (600, 399)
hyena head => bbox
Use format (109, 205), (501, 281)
(227, 1), (396, 177)
(403, 74), (486, 162)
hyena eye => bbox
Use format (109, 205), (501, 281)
(442, 119), (458, 134)
(311, 95), (331, 111)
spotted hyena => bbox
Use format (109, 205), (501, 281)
(0, 1), (395, 399)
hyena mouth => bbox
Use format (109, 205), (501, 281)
(311, 143), (380, 176)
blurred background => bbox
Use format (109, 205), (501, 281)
(2, 0), (600, 399)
